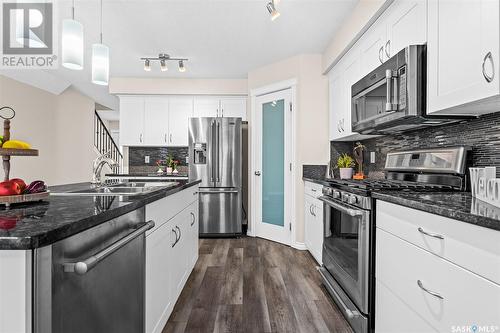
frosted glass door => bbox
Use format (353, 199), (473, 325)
(262, 99), (285, 227)
(254, 88), (292, 245)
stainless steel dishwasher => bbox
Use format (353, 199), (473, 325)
(33, 207), (154, 333)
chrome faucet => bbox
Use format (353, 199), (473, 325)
(92, 152), (118, 185)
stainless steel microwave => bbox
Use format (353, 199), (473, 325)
(351, 45), (466, 134)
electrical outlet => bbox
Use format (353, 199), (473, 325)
(145, 156), (150, 164)
(370, 152), (376, 164)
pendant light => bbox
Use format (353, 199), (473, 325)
(92, 0), (109, 85)
(178, 60), (186, 72)
(62, 0), (84, 70)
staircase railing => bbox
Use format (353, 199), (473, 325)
(94, 111), (122, 173)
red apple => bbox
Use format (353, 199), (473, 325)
(10, 178), (26, 192)
(0, 217), (18, 230)
(0, 181), (21, 196)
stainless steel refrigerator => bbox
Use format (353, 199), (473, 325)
(188, 117), (242, 235)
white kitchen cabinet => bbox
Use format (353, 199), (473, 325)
(145, 185), (199, 333)
(193, 97), (220, 118)
(119, 96), (145, 146)
(168, 97), (193, 146)
(329, 69), (344, 141)
(304, 181), (323, 265)
(144, 97), (169, 145)
(427, 0), (500, 115)
(358, 19), (387, 78)
(220, 97), (247, 121)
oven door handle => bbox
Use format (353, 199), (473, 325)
(319, 196), (364, 217)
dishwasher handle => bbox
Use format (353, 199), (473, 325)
(63, 220), (155, 275)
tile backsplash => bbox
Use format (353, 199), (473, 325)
(128, 146), (189, 173)
(331, 112), (500, 178)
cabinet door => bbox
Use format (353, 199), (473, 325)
(358, 19), (387, 78)
(427, 0), (500, 115)
(193, 97), (220, 118)
(312, 198), (323, 265)
(220, 97), (247, 121)
(187, 200), (199, 269)
(144, 97), (169, 145)
(119, 96), (144, 146)
(168, 97), (193, 146)
(304, 196), (315, 257)
(329, 70), (344, 141)
(169, 212), (185, 300)
(342, 50), (361, 138)
(385, 0), (427, 58)
(145, 221), (174, 333)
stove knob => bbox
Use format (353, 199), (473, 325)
(348, 195), (357, 205)
(332, 190), (340, 199)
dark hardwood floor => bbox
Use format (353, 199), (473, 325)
(162, 237), (353, 333)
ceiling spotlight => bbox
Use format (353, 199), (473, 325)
(160, 59), (168, 71)
(178, 60), (186, 73)
(267, 1), (280, 21)
(144, 59), (151, 71)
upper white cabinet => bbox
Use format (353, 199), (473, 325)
(427, 0), (500, 115)
(193, 96), (247, 120)
(119, 96), (194, 146)
(119, 96), (145, 146)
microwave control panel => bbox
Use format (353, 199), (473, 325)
(398, 65), (407, 110)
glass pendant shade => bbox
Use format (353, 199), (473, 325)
(92, 43), (109, 85)
(62, 19), (84, 70)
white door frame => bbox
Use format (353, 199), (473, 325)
(249, 79), (297, 247)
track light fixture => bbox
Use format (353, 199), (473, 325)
(267, 0), (280, 21)
(141, 53), (188, 72)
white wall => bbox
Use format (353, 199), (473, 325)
(109, 78), (248, 95)
(247, 54), (329, 245)
(0, 75), (97, 185)
(322, 0), (388, 73)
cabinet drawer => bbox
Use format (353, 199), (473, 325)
(376, 200), (500, 284)
(376, 279), (438, 333)
(376, 228), (500, 332)
(146, 186), (199, 235)
(304, 181), (323, 198)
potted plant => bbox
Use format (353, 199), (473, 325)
(156, 160), (164, 173)
(166, 154), (180, 174)
(337, 153), (355, 179)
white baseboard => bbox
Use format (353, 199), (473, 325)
(291, 242), (307, 251)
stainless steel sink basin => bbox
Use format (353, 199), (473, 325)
(51, 181), (179, 197)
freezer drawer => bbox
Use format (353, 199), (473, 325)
(199, 188), (241, 235)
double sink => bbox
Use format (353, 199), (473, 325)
(52, 182), (179, 197)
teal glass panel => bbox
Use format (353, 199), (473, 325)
(262, 99), (285, 227)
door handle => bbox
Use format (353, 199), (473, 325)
(140, 133), (143, 143)
(417, 280), (444, 300)
(172, 228), (178, 247)
(216, 121), (221, 183)
(63, 220), (155, 275)
(169, 133), (173, 143)
(164, 134), (167, 143)
(210, 120), (216, 183)
(417, 227), (444, 240)
(190, 212), (196, 226)
(385, 40), (391, 58)
(379, 45), (384, 64)
(254, 171), (261, 176)
(199, 190), (239, 194)
(482, 51), (495, 83)
(319, 196), (364, 217)
(385, 69), (398, 112)
(176, 225), (181, 241)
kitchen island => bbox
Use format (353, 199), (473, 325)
(0, 179), (200, 333)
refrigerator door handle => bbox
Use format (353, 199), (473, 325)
(199, 190), (239, 194)
(210, 120), (215, 183)
(216, 121), (221, 183)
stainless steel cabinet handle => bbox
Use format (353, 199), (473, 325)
(172, 228), (178, 247)
(63, 220), (155, 275)
(417, 280), (444, 300)
(482, 51), (495, 83)
(319, 196), (363, 217)
(190, 212), (196, 226)
(337, 121), (341, 133)
(169, 133), (173, 143)
(417, 227), (444, 239)
(317, 267), (360, 319)
(221, 108), (224, 117)
(340, 119), (345, 132)
(310, 204), (316, 217)
(379, 46), (384, 64)
(385, 40), (391, 58)
(385, 69), (397, 112)
(140, 133), (143, 143)
(164, 134), (167, 143)
(309, 204), (313, 216)
(254, 171), (261, 176)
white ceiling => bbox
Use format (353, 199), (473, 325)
(2, 0), (358, 109)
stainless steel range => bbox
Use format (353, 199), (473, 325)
(317, 146), (470, 333)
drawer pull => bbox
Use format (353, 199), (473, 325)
(417, 280), (444, 300)
(417, 227), (444, 240)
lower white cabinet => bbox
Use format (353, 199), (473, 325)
(304, 181), (323, 264)
(145, 186), (199, 333)
(375, 200), (500, 332)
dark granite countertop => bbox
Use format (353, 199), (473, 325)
(0, 179), (201, 250)
(303, 176), (332, 186)
(373, 191), (500, 232)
